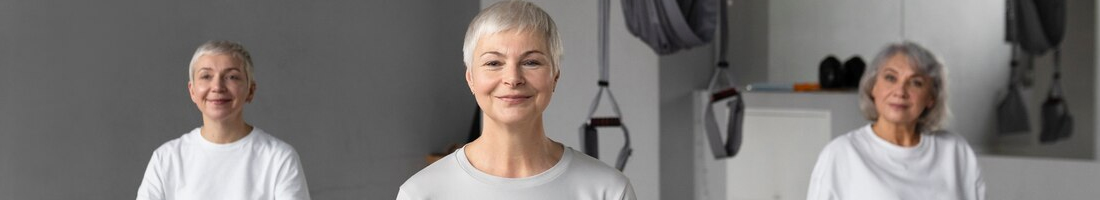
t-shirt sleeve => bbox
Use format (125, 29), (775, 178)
(136, 152), (164, 200)
(396, 187), (413, 200)
(275, 149), (311, 200)
(960, 141), (986, 200)
(806, 144), (838, 200)
(975, 178), (986, 200)
(618, 181), (637, 200)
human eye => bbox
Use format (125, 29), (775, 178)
(483, 60), (503, 68)
(911, 79), (925, 87)
(521, 59), (542, 68)
(883, 74), (896, 82)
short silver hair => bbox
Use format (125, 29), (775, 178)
(462, 0), (562, 75)
(188, 40), (254, 84)
(858, 42), (949, 132)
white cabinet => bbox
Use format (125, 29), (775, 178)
(694, 91), (863, 200)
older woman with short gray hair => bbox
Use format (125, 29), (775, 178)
(137, 40), (310, 200)
(397, 1), (635, 199)
(807, 42), (985, 200)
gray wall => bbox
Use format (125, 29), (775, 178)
(726, 0), (769, 86)
(658, 44), (713, 199)
(0, 0), (479, 199)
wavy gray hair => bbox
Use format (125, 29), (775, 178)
(858, 42), (949, 132)
(462, 0), (562, 76)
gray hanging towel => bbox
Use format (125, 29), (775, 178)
(622, 0), (719, 55)
(1012, 0), (1065, 54)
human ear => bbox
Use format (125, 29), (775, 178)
(246, 81), (256, 103)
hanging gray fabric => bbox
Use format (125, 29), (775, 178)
(1003, 0), (1069, 140)
(998, 45), (1030, 135)
(998, 79), (1031, 134)
(1011, 0), (1065, 54)
(1040, 49), (1073, 143)
(581, 0), (632, 171)
(622, 0), (719, 55)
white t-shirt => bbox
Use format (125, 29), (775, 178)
(397, 145), (636, 200)
(137, 127), (310, 200)
(806, 124), (985, 200)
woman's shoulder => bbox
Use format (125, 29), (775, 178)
(926, 129), (979, 154)
(820, 125), (872, 153)
(927, 129), (965, 141)
(926, 129), (983, 175)
(247, 128), (298, 152)
(150, 128), (199, 155)
(559, 147), (634, 199)
(399, 150), (464, 195)
(410, 151), (463, 179)
(563, 147), (632, 186)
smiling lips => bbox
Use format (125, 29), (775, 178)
(496, 95), (532, 104)
(888, 103), (910, 110)
(207, 98), (233, 105)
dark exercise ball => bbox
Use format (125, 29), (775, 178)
(820, 56), (843, 89)
(844, 56), (866, 88)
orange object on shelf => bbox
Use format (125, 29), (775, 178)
(794, 82), (821, 92)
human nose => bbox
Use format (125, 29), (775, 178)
(210, 75), (227, 93)
(892, 79), (910, 99)
(502, 63), (526, 87)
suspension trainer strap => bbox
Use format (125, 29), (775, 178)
(580, 0), (633, 171)
(704, 0), (743, 159)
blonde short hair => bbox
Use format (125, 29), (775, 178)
(462, 0), (562, 75)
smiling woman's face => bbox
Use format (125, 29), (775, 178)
(871, 53), (934, 126)
(467, 30), (558, 125)
(189, 53), (255, 122)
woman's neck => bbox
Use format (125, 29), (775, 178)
(871, 119), (921, 147)
(466, 114), (564, 178)
(200, 116), (252, 144)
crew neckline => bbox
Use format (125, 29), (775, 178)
(455, 145), (573, 189)
(864, 124), (931, 153)
(188, 127), (260, 150)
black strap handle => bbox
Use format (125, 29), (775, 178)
(589, 117), (622, 127)
(710, 88), (741, 103)
(580, 121), (632, 171)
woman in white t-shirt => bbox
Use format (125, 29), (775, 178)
(397, 1), (635, 200)
(806, 42), (985, 200)
(137, 40), (310, 200)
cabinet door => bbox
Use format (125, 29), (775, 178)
(734, 109), (831, 200)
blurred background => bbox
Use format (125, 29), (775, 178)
(1, 0), (1099, 199)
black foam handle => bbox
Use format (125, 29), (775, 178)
(711, 88), (740, 102)
(717, 61), (729, 68)
(598, 81), (609, 86)
(725, 99), (745, 157)
(589, 118), (622, 127)
(583, 125), (599, 158)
